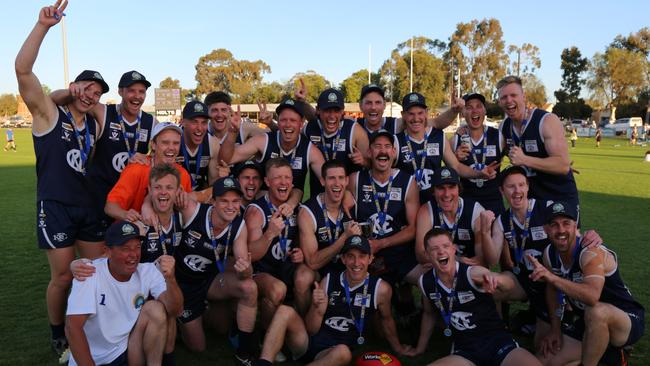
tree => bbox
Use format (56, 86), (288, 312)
(249, 82), (286, 103)
(587, 47), (649, 106)
(194, 49), (270, 102)
(558, 47), (588, 101)
(42, 84), (52, 96)
(286, 71), (330, 103)
(610, 27), (650, 57)
(379, 49), (410, 104)
(0, 94), (18, 116)
(507, 43), (541, 76)
(159, 77), (194, 104)
(447, 18), (509, 99)
(340, 70), (380, 102)
(522, 74), (547, 108)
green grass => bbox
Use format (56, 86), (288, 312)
(0, 129), (648, 365)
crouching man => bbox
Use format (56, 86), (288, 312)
(65, 220), (182, 366)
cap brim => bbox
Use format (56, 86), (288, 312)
(107, 233), (142, 247)
(276, 104), (304, 118)
(120, 80), (152, 89)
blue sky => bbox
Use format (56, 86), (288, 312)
(2, 1), (648, 105)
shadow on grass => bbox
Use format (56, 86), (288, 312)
(0, 164), (648, 365)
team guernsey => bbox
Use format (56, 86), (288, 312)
(304, 118), (358, 196)
(395, 127), (445, 203)
(177, 132), (212, 190)
(248, 195), (299, 278)
(300, 195), (353, 276)
(500, 109), (579, 203)
(357, 116), (398, 136)
(317, 272), (381, 347)
(257, 131), (311, 192)
(425, 197), (483, 258)
(419, 262), (517, 363)
(546, 242), (645, 340)
(141, 211), (183, 263)
(452, 126), (504, 214)
(89, 104), (154, 203)
(354, 169), (415, 274)
(497, 198), (549, 318)
(66, 258), (166, 366)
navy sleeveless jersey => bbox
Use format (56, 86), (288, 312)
(452, 126), (503, 200)
(89, 104), (154, 202)
(354, 169), (414, 260)
(547, 243), (644, 316)
(419, 263), (507, 347)
(258, 131), (311, 192)
(301, 195), (353, 276)
(248, 195), (299, 273)
(177, 132), (212, 190)
(304, 118), (358, 197)
(425, 197), (480, 258)
(500, 109), (579, 202)
(497, 199), (548, 304)
(395, 127), (445, 203)
(356, 116), (398, 137)
(318, 272), (381, 346)
(175, 203), (244, 279)
(33, 106), (97, 206)
(141, 211), (183, 263)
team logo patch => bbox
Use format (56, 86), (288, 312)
(441, 168), (451, 178)
(325, 316), (353, 332)
(552, 203), (564, 213)
(132, 71), (142, 80)
(351, 236), (362, 245)
(133, 294), (145, 310)
(122, 223), (135, 235)
(328, 92), (337, 102)
(284, 99), (295, 105)
(224, 178), (235, 187)
(93, 72), (103, 80)
(66, 149), (84, 173)
(53, 232), (68, 242)
(194, 103), (204, 112)
(409, 94), (419, 102)
(184, 254), (212, 272)
(112, 152), (129, 172)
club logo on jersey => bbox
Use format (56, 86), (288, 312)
(328, 291), (341, 306)
(66, 149), (84, 173)
(457, 228), (471, 241)
(133, 294), (145, 310)
(271, 240), (293, 261)
(61, 130), (71, 142)
(417, 169), (434, 190)
(147, 241), (158, 253)
(524, 140), (539, 152)
(522, 249), (542, 270)
(112, 152), (130, 172)
(53, 232), (68, 243)
(184, 254), (212, 272)
(325, 316), (353, 332)
(353, 293), (371, 307)
(110, 130), (120, 142)
(426, 143), (439, 156)
(369, 213), (394, 236)
(451, 311), (477, 331)
(530, 226), (547, 241)
(457, 291), (476, 304)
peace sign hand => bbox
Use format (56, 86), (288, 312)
(294, 78), (307, 101)
(257, 102), (273, 127)
(39, 0), (67, 28)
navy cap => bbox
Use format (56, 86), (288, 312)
(118, 70), (151, 89)
(105, 220), (143, 247)
(74, 70), (109, 94)
(341, 235), (371, 255)
(498, 165), (528, 186)
(360, 84), (385, 100)
(402, 92), (427, 110)
(234, 160), (263, 178)
(317, 88), (344, 110)
(183, 101), (210, 119)
(544, 201), (578, 224)
(369, 129), (394, 145)
(212, 176), (243, 199)
(432, 167), (460, 186)
(462, 92), (486, 106)
(275, 98), (304, 118)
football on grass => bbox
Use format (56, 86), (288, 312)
(355, 351), (402, 366)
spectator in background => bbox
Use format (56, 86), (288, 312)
(4, 128), (16, 151)
(570, 128), (578, 148)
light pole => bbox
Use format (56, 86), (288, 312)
(61, 16), (69, 86)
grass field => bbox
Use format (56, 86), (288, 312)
(1, 128), (648, 365)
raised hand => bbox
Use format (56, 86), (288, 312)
(479, 210), (495, 234)
(266, 210), (286, 238)
(277, 202), (296, 218)
(508, 145), (527, 166)
(289, 248), (304, 264)
(312, 281), (326, 306)
(257, 102), (273, 127)
(156, 254), (176, 279)
(294, 78), (307, 101)
(217, 159), (231, 178)
(348, 145), (366, 166)
(482, 272), (499, 293)
(450, 93), (465, 114)
(69, 80), (91, 98)
(124, 209), (143, 223)
(528, 254), (554, 282)
(38, 0), (67, 28)
(234, 252), (253, 279)
(344, 221), (362, 237)
(455, 143), (471, 161)
(479, 161), (500, 180)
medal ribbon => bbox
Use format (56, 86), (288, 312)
(319, 194), (343, 245)
(118, 107), (142, 158)
(208, 206), (233, 273)
(180, 134), (203, 189)
(437, 199), (463, 243)
(277, 133), (298, 167)
(158, 214), (176, 256)
(556, 237), (582, 320)
(65, 109), (92, 175)
(320, 120), (343, 161)
(343, 274), (370, 341)
(510, 109), (529, 147)
(369, 171), (394, 236)
(509, 199), (534, 272)
(432, 268), (458, 335)
(470, 127), (488, 171)
(405, 128), (430, 184)
(265, 195), (290, 261)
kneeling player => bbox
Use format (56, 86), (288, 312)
(253, 235), (416, 366)
(415, 228), (540, 366)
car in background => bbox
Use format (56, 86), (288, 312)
(603, 117), (643, 135)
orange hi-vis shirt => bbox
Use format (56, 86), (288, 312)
(107, 156), (192, 212)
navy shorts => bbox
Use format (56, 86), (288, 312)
(254, 260), (296, 288)
(36, 200), (104, 249)
(564, 307), (645, 346)
(176, 273), (216, 324)
(453, 331), (519, 366)
(101, 350), (128, 366)
(296, 332), (345, 363)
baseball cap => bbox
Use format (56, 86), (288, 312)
(74, 70), (109, 94)
(105, 220), (144, 247)
(369, 129), (394, 145)
(432, 167), (460, 186)
(183, 101), (210, 120)
(402, 92), (427, 110)
(118, 70), (151, 89)
(234, 160), (263, 178)
(275, 98), (304, 118)
(212, 176), (243, 198)
(498, 165), (528, 186)
(317, 88), (344, 110)
(360, 84), (385, 100)
(544, 201), (578, 224)
(341, 235), (371, 255)
(151, 122), (182, 141)
(462, 92), (486, 106)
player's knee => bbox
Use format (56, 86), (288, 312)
(584, 302), (609, 325)
(238, 278), (258, 302)
(266, 281), (287, 306)
(51, 271), (73, 289)
(333, 344), (352, 364)
(294, 265), (315, 290)
(141, 300), (167, 326)
(275, 304), (297, 321)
